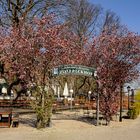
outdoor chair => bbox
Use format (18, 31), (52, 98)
(11, 112), (19, 127)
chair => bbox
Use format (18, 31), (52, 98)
(11, 112), (19, 127)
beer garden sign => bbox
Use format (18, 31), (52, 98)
(53, 65), (95, 77)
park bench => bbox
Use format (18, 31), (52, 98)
(0, 109), (19, 128)
(0, 109), (12, 128)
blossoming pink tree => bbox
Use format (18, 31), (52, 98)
(0, 15), (86, 128)
(88, 31), (140, 124)
(0, 13), (139, 127)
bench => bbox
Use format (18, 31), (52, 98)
(0, 109), (12, 128)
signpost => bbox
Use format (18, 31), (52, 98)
(53, 65), (95, 77)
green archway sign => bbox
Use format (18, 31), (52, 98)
(53, 65), (95, 77)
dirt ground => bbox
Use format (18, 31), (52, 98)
(0, 110), (140, 140)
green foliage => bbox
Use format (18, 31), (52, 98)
(30, 86), (54, 129)
(134, 89), (140, 102)
(134, 89), (140, 116)
(127, 107), (137, 119)
(127, 89), (140, 119)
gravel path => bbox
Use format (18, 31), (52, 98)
(0, 112), (140, 140)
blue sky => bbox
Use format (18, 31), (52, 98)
(89, 0), (140, 34)
(89, 0), (140, 89)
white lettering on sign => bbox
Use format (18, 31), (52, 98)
(53, 65), (95, 77)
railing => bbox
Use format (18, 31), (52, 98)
(0, 99), (128, 112)
(0, 100), (31, 108)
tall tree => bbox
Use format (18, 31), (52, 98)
(101, 10), (128, 36)
(88, 31), (140, 123)
(0, 0), (66, 26)
(102, 10), (120, 32)
(0, 14), (86, 128)
(63, 0), (102, 42)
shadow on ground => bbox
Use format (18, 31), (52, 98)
(19, 110), (119, 128)
(53, 112), (108, 126)
(20, 117), (36, 128)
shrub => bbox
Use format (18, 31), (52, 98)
(127, 107), (137, 119)
(127, 89), (140, 119)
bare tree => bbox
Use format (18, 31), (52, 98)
(102, 10), (120, 31)
(63, 0), (127, 39)
(0, 0), (66, 26)
(63, 0), (102, 40)
(101, 10), (128, 36)
(0, 1), (125, 36)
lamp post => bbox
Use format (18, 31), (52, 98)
(88, 91), (92, 103)
(119, 85), (123, 122)
(94, 70), (99, 126)
(70, 89), (73, 110)
(127, 86), (131, 110)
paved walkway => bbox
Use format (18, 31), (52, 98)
(0, 113), (140, 140)
(46, 116), (140, 140)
